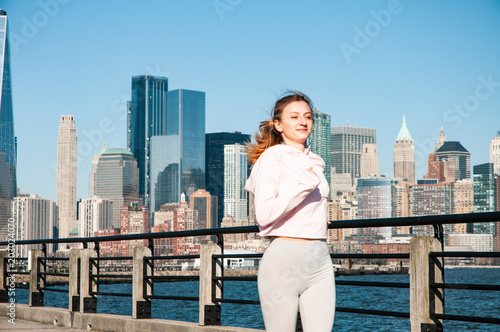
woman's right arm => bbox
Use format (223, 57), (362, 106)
(253, 156), (320, 227)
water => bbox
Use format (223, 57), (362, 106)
(12, 268), (500, 331)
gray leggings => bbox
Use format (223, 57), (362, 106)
(258, 238), (335, 332)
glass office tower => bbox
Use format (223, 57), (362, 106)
(150, 135), (181, 211)
(89, 146), (140, 229)
(166, 89), (206, 201)
(473, 163), (496, 235)
(331, 126), (376, 181)
(310, 110), (331, 185)
(205, 132), (251, 227)
(435, 141), (471, 181)
(128, 76), (168, 206)
(0, 10), (16, 240)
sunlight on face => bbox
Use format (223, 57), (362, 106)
(274, 101), (313, 151)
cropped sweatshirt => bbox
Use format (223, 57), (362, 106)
(244, 144), (330, 239)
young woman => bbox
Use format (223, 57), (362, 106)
(244, 91), (335, 331)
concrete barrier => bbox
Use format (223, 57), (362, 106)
(0, 304), (263, 332)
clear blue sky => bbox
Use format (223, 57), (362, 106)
(3, 0), (500, 201)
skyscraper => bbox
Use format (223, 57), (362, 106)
(434, 126), (446, 152)
(89, 144), (140, 229)
(410, 182), (454, 237)
(128, 75), (168, 206)
(393, 115), (415, 184)
(360, 143), (379, 178)
(205, 132), (251, 226)
(190, 189), (217, 230)
(356, 178), (392, 240)
(149, 135), (180, 211)
(165, 89), (206, 200)
(12, 194), (58, 257)
(119, 202), (149, 256)
(435, 141), (471, 181)
(424, 153), (455, 183)
(224, 144), (248, 222)
(473, 163), (496, 235)
(331, 126), (376, 181)
(0, 10), (16, 240)
(490, 131), (500, 175)
(78, 196), (112, 238)
(310, 109), (331, 185)
(57, 115), (78, 243)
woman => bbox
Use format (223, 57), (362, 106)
(244, 91), (335, 331)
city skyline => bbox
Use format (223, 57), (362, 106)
(3, 1), (500, 201)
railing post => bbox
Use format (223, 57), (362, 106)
(29, 249), (44, 307)
(410, 236), (443, 332)
(80, 248), (97, 313)
(69, 249), (81, 312)
(0, 250), (8, 302)
(199, 243), (222, 326)
(132, 246), (152, 319)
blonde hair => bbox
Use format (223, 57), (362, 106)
(246, 91), (314, 164)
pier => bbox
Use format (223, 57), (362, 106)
(1, 212), (500, 331)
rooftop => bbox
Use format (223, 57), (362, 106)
(436, 141), (469, 153)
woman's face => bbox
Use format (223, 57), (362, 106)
(274, 100), (313, 151)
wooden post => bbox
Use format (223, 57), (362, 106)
(29, 250), (44, 307)
(410, 236), (443, 331)
(199, 243), (222, 326)
(132, 246), (152, 319)
(69, 249), (81, 311)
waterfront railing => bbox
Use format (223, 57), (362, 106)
(1, 212), (500, 331)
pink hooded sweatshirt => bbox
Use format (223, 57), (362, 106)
(244, 144), (329, 239)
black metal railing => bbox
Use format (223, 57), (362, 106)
(1, 211), (500, 331)
(429, 251), (500, 327)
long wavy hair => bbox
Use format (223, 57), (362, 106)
(246, 91), (314, 164)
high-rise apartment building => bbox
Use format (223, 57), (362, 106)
(391, 179), (410, 219)
(190, 189), (217, 230)
(0, 10), (16, 240)
(205, 132), (250, 227)
(78, 196), (112, 238)
(166, 89), (206, 201)
(356, 178), (392, 240)
(424, 153), (455, 183)
(331, 126), (376, 180)
(410, 182), (454, 237)
(224, 144), (248, 222)
(310, 109), (331, 185)
(12, 194), (58, 257)
(473, 163), (496, 236)
(171, 197), (200, 256)
(128, 75), (168, 205)
(360, 143), (379, 178)
(393, 115), (415, 184)
(435, 141), (471, 181)
(453, 179), (473, 234)
(89, 145), (140, 229)
(119, 202), (149, 256)
(490, 131), (500, 175)
(57, 115), (78, 244)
